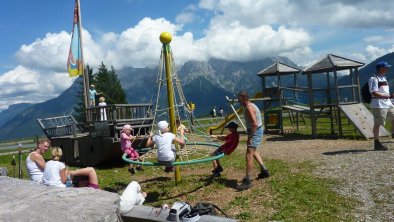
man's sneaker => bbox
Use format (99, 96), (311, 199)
(212, 172), (221, 177)
(236, 178), (252, 191)
(212, 166), (224, 174)
(374, 140), (389, 151)
(257, 170), (270, 179)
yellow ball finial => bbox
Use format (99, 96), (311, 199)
(160, 32), (172, 44)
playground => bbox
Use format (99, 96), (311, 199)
(1, 2), (393, 220)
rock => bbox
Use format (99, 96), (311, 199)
(0, 167), (7, 176)
(0, 176), (121, 222)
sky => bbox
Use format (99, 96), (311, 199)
(1, 0), (394, 112)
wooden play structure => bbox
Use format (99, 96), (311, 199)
(37, 104), (153, 167)
(257, 54), (390, 139)
(257, 61), (302, 133)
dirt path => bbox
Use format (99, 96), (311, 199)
(261, 135), (394, 221)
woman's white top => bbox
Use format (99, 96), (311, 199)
(26, 153), (44, 183)
(153, 132), (176, 162)
(42, 160), (66, 188)
(98, 102), (107, 121)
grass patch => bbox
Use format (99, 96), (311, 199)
(0, 146), (358, 221)
(267, 160), (356, 221)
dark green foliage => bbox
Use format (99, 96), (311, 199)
(94, 62), (127, 105)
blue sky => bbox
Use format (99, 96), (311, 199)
(0, 0), (394, 111)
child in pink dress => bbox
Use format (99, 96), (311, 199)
(121, 124), (142, 174)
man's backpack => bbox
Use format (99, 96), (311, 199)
(191, 202), (229, 217)
(361, 76), (378, 103)
(361, 81), (372, 103)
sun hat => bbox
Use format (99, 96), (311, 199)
(122, 124), (133, 132)
(226, 121), (239, 128)
(157, 120), (169, 131)
(376, 61), (392, 71)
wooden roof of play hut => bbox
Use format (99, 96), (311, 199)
(257, 61), (301, 76)
(304, 54), (364, 73)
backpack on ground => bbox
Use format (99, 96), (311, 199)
(191, 202), (229, 217)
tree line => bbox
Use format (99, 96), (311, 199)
(74, 62), (127, 123)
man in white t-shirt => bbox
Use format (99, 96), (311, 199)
(369, 61), (393, 151)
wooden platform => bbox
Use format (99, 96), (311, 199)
(282, 104), (329, 114)
(122, 205), (237, 222)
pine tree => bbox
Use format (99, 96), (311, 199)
(94, 62), (127, 104)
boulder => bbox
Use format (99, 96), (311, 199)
(0, 176), (120, 222)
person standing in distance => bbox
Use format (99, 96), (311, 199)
(89, 84), (101, 107)
(236, 91), (270, 191)
(369, 61), (393, 151)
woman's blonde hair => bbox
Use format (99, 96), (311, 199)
(51, 147), (63, 161)
(99, 96), (105, 102)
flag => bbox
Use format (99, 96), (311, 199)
(67, 0), (83, 77)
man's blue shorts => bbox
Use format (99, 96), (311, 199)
(248, 126), (263, 149)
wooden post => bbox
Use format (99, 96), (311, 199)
(326, 72), (334, 134)
(18, 143), (22, 179)
(307, 73), (317, 138)
(350, 68), (356, 103)
(277, 72), (283, 133)
(333, 69), (342, 137)
(262, 76), (267, 130)
(293, 73), (298, 103)
(355, 68), (361, 103)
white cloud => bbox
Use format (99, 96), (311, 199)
(176, 12), (196, 24)
(198, 0), (218, 10)
(202, 24), (311, 62)
(0, 65), (73, 110)
(199, 0), (394, 28)
(365, 45), (394, 61)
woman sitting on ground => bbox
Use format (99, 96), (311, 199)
(146, 120), (185, 172)
(42, 147), (70, 187)
(42, 147), (99, 189)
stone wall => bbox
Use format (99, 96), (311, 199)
(0, 176), (120, 222)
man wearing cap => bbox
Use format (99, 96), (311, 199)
(369, 61), (393, 151)
(236, 91), (270, 191)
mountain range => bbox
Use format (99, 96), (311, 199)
(1, 53), (393, 141)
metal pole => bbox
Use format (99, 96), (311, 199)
(160, 32), (181, 183)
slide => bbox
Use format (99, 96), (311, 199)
(207, 107), (244, 134)
(207, 92), (264, 134)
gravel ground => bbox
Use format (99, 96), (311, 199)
(261, 135), (394, 222)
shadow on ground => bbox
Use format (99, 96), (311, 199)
(322, 149), (371, 156)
